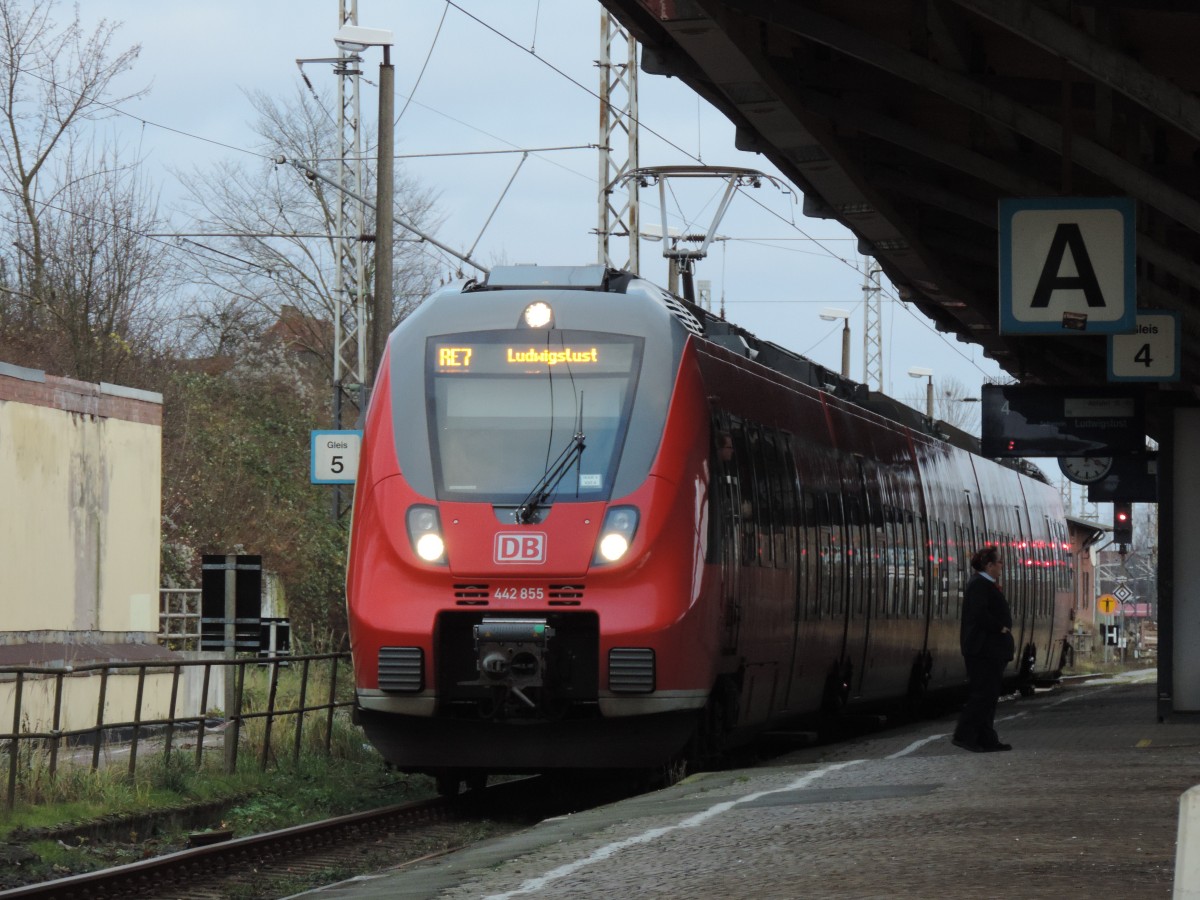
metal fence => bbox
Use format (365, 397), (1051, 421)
(160, 588), (202, 650)
(0, 652), (353, 811)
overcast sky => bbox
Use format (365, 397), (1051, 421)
(61, 1), (1070, 472)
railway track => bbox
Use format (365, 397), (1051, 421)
(0, 690), (1030, 898)
(0, 779), (549, 900)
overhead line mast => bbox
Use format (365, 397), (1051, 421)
(862, 258), (883, 391)
(330, 0), (367, 520)
(598, 11), (639, 274)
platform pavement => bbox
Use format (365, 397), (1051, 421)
(299, 671), (1195, 899)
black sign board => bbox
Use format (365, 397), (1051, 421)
(200, 554), (263, 652)
(1087, 454), (1158, 503)
(981, 384), (1144, 458)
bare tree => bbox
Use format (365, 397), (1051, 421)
(0, 0), (166, 383)
(905, 374), (982, 434)
(31, 142), (171, 381)
(174, 85), (443, 375)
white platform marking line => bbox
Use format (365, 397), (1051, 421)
(482, 759), (866, 900)
(887, 733), (947, 759)
(1046, 684), (1113, 708)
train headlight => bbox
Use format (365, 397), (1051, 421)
(522, 302), (554, 328)
(594, 506), (638, 565)
(406, 505), (447, 565)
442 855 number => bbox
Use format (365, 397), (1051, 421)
(492, 586), (545, 600)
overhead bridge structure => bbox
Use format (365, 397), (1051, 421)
(598, 0), (1200, 716)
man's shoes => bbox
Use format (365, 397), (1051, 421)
(952, 737), (985, 753)
(982, 741), (1013, 752)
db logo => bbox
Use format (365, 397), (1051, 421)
(494, 532), (547, 564)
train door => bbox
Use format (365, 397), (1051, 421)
(824, 488), (851, 710)
(1012, 506), (1033, 672)
(713, 414), (742, 655)
(843, 484), (867, 698)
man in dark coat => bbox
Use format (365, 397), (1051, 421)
(952, 544), (1015, 752)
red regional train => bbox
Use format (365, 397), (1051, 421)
(346, 265), (1072, 792)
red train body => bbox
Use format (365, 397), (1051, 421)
(346, 265), (1071, 784)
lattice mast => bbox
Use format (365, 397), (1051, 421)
(598, 11), (639, 274)
(334, 0), (367, 416)
(862, 258), (883, 391)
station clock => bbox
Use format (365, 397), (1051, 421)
(1057, 456), (1113, 484)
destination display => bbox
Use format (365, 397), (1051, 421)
(431, 334), (639, 375)
(980, 384), (1145, 457)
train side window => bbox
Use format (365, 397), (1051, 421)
(706, 419), (729, 564)
(730, 424), (758, 565)
(931, 521), (944, 619)
(887, 510), (901, 618)
(817, 493), (836, 618)
(747, 426), (775, 567)
(954, 522), (968, 618)
(775, 432), (799, 567)
(843, 492), (864, 617)
(829, 494), (845, 617)
(914, 513), (927, 617)
(883, 511), (892, 619)
(802, 488), (820, 619)
(899, 510), (914, 619)
(761, 428), (786, 566)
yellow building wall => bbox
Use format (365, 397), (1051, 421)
(0, 374), (161, 635)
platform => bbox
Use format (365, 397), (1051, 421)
(301, 671), (1191, 899)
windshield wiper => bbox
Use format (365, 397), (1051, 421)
(515, 431), (586, 524)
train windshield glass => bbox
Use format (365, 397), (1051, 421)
(427, 331), (644, 503)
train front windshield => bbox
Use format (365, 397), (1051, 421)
(427, 331), (644, 504)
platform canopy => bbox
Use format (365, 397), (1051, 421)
(601, 0), (1200, 438)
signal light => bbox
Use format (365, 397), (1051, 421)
(1113, 502), (1133, 545)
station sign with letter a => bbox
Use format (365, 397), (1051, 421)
(999, 197), (1135, 335)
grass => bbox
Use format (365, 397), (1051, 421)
(0, 658), (439, 889)
(0, 741), (435, 888)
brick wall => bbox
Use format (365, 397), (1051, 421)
(0, 362), (162, 425)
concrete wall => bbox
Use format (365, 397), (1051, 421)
(0, 362), (162, 636)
